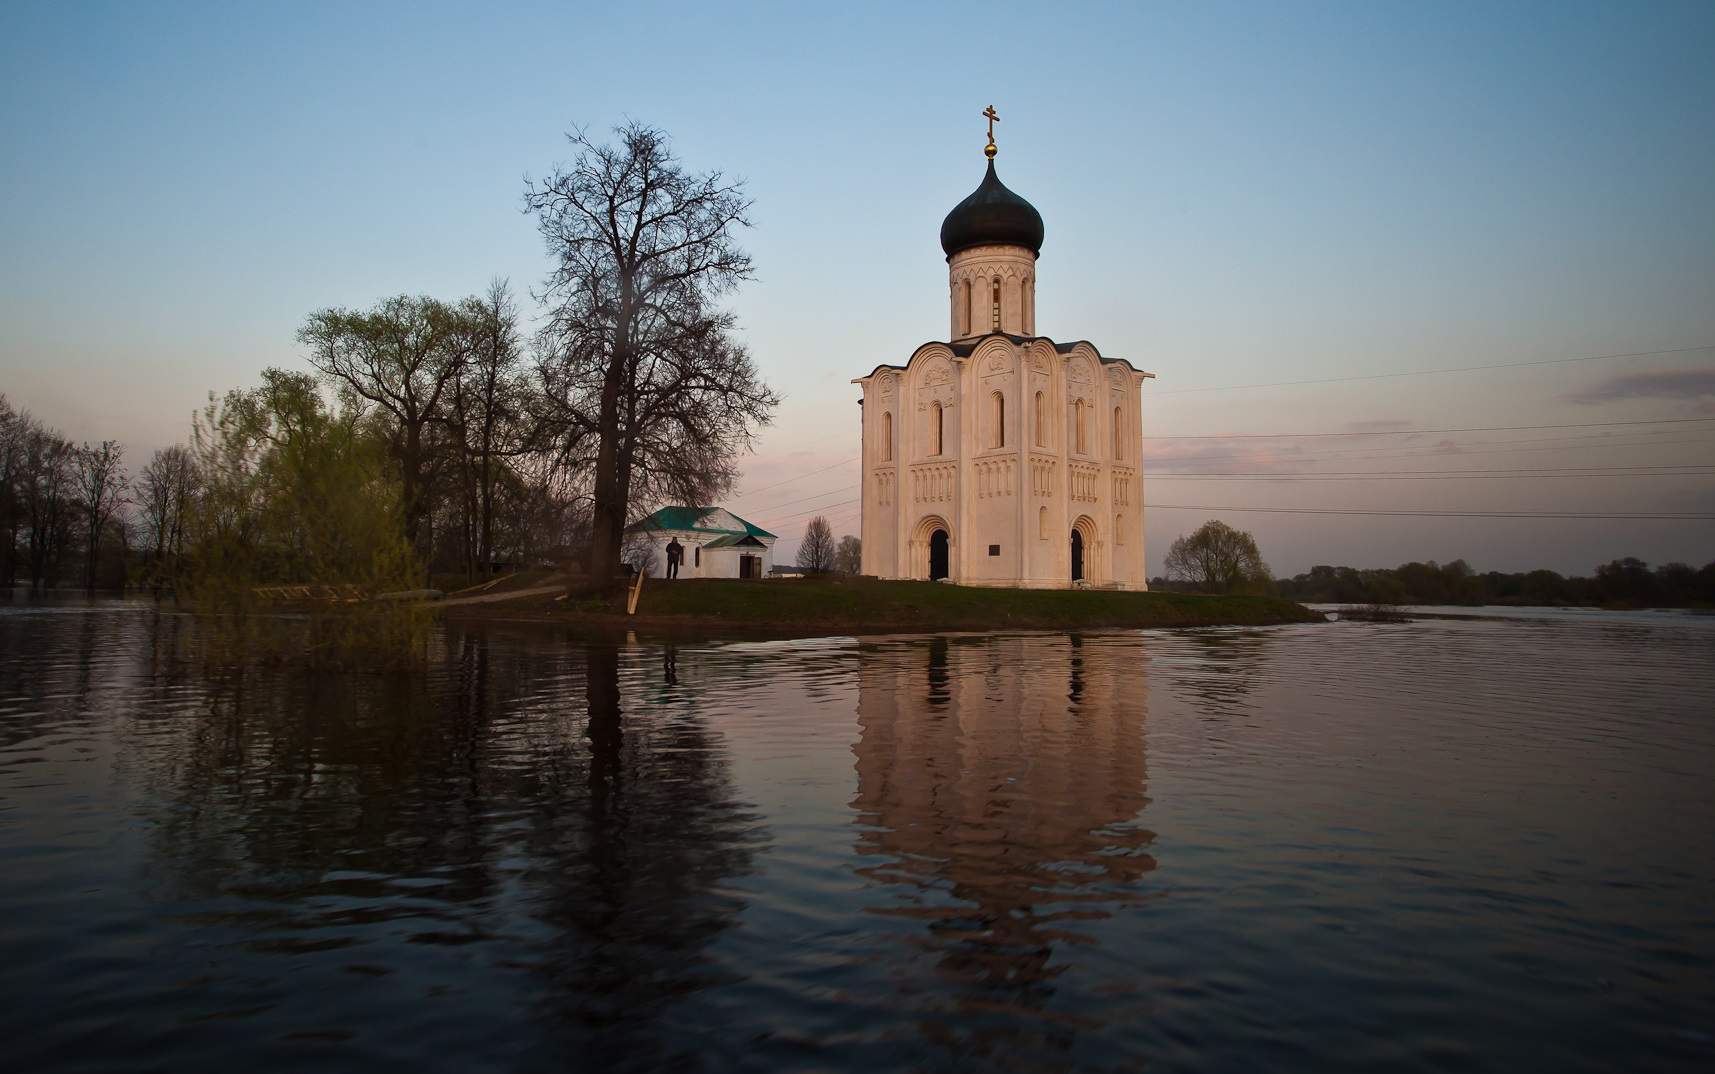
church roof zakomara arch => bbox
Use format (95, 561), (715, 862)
(853, 334), (1146, 383)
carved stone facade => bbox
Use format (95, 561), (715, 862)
(856, 338), (1151, 587)
(854, 152), (1152, 589)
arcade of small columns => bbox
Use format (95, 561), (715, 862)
(856, 243), (1152, 589)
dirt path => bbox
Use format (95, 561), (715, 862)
(438, 584), (564, 607)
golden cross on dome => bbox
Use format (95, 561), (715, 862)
(982, 105), (1000, 157)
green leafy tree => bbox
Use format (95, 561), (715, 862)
(1163, 519), (1273, 594)
(835, 534), (862, 575)
(186, 369), (427, 665)
(297, 295), (469, 550)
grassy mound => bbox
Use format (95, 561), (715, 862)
(441, 574), (1322, 637)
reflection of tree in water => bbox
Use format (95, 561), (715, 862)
(1171, 629), (1275, 713)
(852, 634), (1155, 1068)
(127, 626), (762, 1069)
(927, 635), (951, 706)
(521, 643), (765, 1068)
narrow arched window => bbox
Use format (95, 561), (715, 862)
(991, 279), (1001, 331)
(1039, 505), (1049, 539)
(961, 279), (972, 336)
(882, 411), (892, 462)
(992, 391), (1005, 448)
(1115, 514), (1125, 546)
(1113, 407), (1123, 459)
(1034, 391), (1045, 447)
(932, 401), (943, 455)
(1075, 401), (1087, 454)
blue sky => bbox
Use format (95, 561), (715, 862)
(3, 1), (1712, 575)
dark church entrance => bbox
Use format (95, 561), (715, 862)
(1070, 529), (1084, 582)
(929, 529), (949, 581)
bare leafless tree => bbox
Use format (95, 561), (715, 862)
(798, 516), (835, 574)
(0, 396), (28, 585)
(1, 397), (85, 588)
(447, 279), (529, 578)
(526, 122), (778, 592)
(136, 444), (199, 588)
(621, 529), (661, 578)
(21, 420), (76, 587)
(74, 440), (127, 589)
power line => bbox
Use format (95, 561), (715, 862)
(1149, 346), (1714, 396)
(1153, 473), (1715, 481)
(1151, 463), (1715, 479)
(1142, 417), (1715, 441)
(1179, 463), (1714, 475)
(1144, 504), (1715, 520)
(1143, 431), (1715, 468)
(729, 455), (860, 500)
(733, 396), (1712, 521)
(754, 497), (861, 529)
(734, 481), (862, 516)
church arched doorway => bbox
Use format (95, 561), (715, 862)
(1070, 528), (1084, 582)
(929, 529), (950, 581)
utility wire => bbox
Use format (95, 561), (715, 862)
(1143, 431), (1715, 468)
(1142, 417), (1715, 440)
(733, 481), (862, 516)
(729, 455), (860, 500)
(754, 497), (861, 529)
(1143, 504), (1715, 520)
(1149, 346), (1714, 396)
(1152, 472), (1715, 481)
(1152, 463), (1715, 478)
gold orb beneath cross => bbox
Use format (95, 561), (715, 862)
(984, 142), (997, 159)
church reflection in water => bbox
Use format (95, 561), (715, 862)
(851, 633), (1155, 1037)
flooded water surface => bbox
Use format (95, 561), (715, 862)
(1, 602), (1711, 1071)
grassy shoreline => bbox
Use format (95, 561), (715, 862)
(437, 575), (1324, 639)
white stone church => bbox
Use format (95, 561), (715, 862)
(855, 134), (1153, 589)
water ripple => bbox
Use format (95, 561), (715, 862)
(0, 605), (1710, 1071)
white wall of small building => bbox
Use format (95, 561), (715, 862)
(635, 529), (776, 579)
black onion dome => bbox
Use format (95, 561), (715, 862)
(939, 159), (1045, 258)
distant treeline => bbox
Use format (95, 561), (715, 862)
(1272, 557), (1715, 608)
(0, 396), (129, 589)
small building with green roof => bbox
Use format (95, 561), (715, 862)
(626, 506), (778, 579)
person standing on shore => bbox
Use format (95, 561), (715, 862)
(665, 538), (684, 579)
